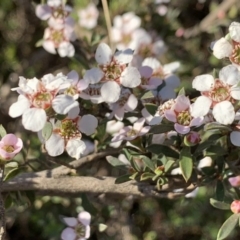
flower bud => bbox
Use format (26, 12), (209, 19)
(230, 200), (240, 214)
(0, 134), (23, 163)
(184, 131), (201, 146)
(229, 176), (240, 187)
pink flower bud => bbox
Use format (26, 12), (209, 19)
(231, 200), (240, 214)
(229, 176), (240, 187)
(184, 131), (201, 146)
(0, 134), (23, 162)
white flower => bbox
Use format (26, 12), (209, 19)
(83, 43), (141, 103)
(108, 88), (138, 120)
(192, 65), (240, 124)
(40, 115), (98, 158)
(78, 3), (99, 29)
(61, 211), (91, 240)
(9, 74), (74, 132)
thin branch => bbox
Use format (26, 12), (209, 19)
(2, 175), (195, 199)
(101, 0), (113, 48)
(183, 0), (238, 38)
(36, 148), (120, 178)
(0, 166), (5, 240)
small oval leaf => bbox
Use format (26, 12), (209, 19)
(217, 214), (240, 240)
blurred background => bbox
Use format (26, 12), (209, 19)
(1, 0), (240, 239)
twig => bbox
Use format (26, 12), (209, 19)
(183, 0), (238, 38)
(0, 165), (5, 240)
(101, 0), (113, 48)
(37, 148), (121, 178)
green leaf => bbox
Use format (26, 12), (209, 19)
(216, 180), (225, 201)
(210, 198), (230, 210)
(106, 156), (127, 167)
(147, 144), (179, 159)
(81, 193), (97, 215)
(56, 114), (67, 120)
(4, 194), (12, 209)
(140, 172), (155, 181)
(0, 125), (7, 138)
(35, 39), (43, 47)
(98, 223), (108, 232)
(150, 124), (174, 134)
(122, 148), (132, 161)
(141, 91), (154, 100)
(4, 168), (22, 181)
(144, 103), (158, 115)
(140, 156), (155, 171)
(178, 87), (185, 96)
(204, 122), (232, 132)
(217, 214), (240, 240)
(179, 147), (193, 182)
(42, 122), (53, 141)
(129, 172), (139, 180)
(5, 161), (18, 169)
(164, 159), (175, 172)
(115, 174), (131, 184)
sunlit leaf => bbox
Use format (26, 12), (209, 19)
(210, 198), (230, 210)
(217, 214), (240, 240)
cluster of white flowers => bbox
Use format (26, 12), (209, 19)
(36, 0), (76, 57)
(111, 12), (167, 66)
(9, 71), (98, 158)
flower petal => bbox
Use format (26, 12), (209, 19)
(230, 131), (240, 147)
(83, 68), (104, 84)
(191, 96), (211, 117)
(101, 81), (121, 103)
(78, 114), (98, 135)
(212, 101), (235, 124)
(35, 5), (52, 20)
(62, 217), (78, 227)
(192, 74), (214, 91)
(114, 48), (134, 64)
(9, 95), (30, 118)
(61, 227), (76, 240)
(219, 65), (240, 86)
(66, 139), (86, 159)
(22, 108), (46, 132)
(95, 43), (112, 65)
(174, 123), (190, 134)
(212, 37), (232, 59)
(78, 211), (91, 226)
(120, 67), (141, 88)
(229, 22), (240, 42)
(58, 42), (75, 57)
(52, 95), (79, 114)
(45, 133), (64, 156)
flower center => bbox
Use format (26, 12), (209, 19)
(230, 42), (240, 65)
(205, 80), (230, 103)
(102, 61), (124, 82)
(176, 111), (191, 126)
(126, 128), (137, 137)
(32, 92), (52, 109)
(153, 67), (166, 79)
(59, 119), (81, 139)
(158, 99), (175, 116)
(2, 145), (14, 153)
(49, 29), (65, 47)
(122, 34), (132, 45)
(64, 86), (78, 97)
(74, 223), (85, 238)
